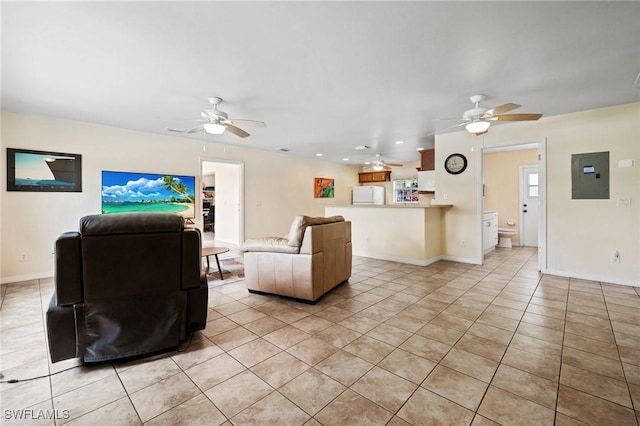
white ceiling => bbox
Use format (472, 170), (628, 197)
(2, 1), (639, 165)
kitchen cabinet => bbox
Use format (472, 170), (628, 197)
(420, 149), (435, 171)
(483, 211), (498, 253)
(358, 171), (391, 183)
(417, 149), (436, 191)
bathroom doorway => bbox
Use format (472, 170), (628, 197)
(520, 165), (539, 247)
(481, 138), (547, 273)
(200, 159), (244, 247)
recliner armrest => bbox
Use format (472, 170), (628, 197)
(54, 232), (83, 306)
(240, 237), (300, 254)
(182, 228), (203, 289)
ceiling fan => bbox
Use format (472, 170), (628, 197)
(167, 97), (266, 138)
(364, 154), (403, 171)
(443, 94), (542, 136)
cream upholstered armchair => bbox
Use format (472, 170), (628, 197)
(240, 215), (352, 303)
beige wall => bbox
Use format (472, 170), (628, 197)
(483, 149), (538, 246)
(435, 103), (639, 286)
(3, 104), (638, 286)
(1, 110), (360, 282)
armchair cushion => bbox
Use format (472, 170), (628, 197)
(240, 237), (299, 254)
(286, 215), (345, 247)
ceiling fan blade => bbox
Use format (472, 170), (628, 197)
(364, 165), (391, 171)
(489, 113), (543, 121)
(485, 103), (521, 116)
(384, 162), (403, 167)
(225, 124), (250, 138)
(166, 124), (205, 133)
(435, 122), (467, 134)
(187, 125), (205, 133)
(229, 119), (266, 128)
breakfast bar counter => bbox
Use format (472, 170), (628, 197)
(325, 204), (452, 266)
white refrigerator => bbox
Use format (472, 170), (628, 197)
(352, 186), (385, 205)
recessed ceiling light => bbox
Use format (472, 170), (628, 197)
(416, 147), (425, 151)
(395, 141), (404, 145)
(343, 158), (349, 161)
(316, 153), (323, 157)
(364, 161), (371, 165)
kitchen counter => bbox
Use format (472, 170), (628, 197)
(328, 204), (453, 208)
(325, 205), (450, 266)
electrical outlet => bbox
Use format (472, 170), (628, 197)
(611, 251), (621, 263)
(617, 197), (631, 207)
(19, 254), (28, 262)
(443, 193), (448, 200)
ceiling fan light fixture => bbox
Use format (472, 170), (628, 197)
(465, 120), (490, 134)
(204, 122), (226, 134)
(372, 165), (384, 171)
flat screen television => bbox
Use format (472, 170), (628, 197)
(6, 148), (82, 192)
(101, 170), (196, 219)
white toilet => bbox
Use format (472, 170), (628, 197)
(497, 228), (518, 248)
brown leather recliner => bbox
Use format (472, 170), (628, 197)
(240, 215), (352, 303)
(46, 213), (208, 363)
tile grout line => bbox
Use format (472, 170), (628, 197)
(602, 285), (640, 419)
(553, 274), (571, 426)
(467, 249), (545, 424)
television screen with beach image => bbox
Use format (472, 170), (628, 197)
(101, 170), (196, 219)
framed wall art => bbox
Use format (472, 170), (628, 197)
(6, 148), (82, 192)
(314, 177), (334, 198)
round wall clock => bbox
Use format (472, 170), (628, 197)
(444, 153), (467, 175)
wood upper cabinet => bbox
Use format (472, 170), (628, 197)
(358, 171), (391, 183)
(420, 149), (435, 171)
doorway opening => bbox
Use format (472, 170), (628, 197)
(200, 159), (244, 247)
(480, 138), (546, 272)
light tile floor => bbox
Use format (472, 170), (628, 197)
(1, 247), (640, 425)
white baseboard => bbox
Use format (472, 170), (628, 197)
(352, 251), (443, 267)
(544, 269), (639, 288)
(1, 271), (53, 285)
(441, 255), (482, 265)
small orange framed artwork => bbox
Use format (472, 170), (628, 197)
(314, 177), (334, 198)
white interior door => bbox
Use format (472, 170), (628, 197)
(202, 160), (243, 246)
(520, 165), (539, 247)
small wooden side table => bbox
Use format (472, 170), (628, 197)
(201, 247), (230, 280)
